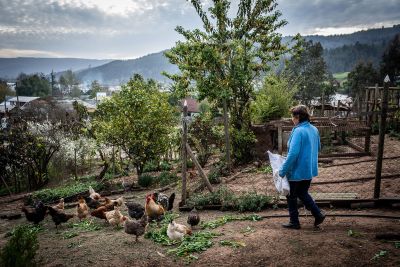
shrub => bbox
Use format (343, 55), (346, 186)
(234, 192), (271, 212)
(231, 128), (256, 164)
(138, 174), (154, 187)
(143, 161), (159, 173)
(0, 225), (40, 267)
(251, 75), (296, 123)
(207, 169), (222, 184)
(159, 161), (172, 171)
(157, 171), (179, 187)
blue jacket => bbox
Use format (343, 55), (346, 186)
(279, 121), (320, 181)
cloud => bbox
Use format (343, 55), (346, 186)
(0, 48), (65, 58)
(0, 0), (399, 58)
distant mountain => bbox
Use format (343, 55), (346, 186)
(0, 58), (112, 80)
(76, 51), (178, 85)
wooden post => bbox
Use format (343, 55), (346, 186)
(222, 98), (231, 172)
(321, 91), (325, 117)
(278, 125), (283, 154)
(181, 101), (188, 205)
(186, 143), (213, 192)
(373, 84), (379, 123)
(374, 76), (390, 199)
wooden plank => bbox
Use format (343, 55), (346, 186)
(186, 143), (213, 192)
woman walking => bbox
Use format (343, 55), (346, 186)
(279, 105), (325, 229)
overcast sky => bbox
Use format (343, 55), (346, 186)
(0, 0), (399, 59)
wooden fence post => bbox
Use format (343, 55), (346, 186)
(374, 76), (390, 198)
(223, 98), (231, 172)
(181, 101), (188, 205)
(186, 143), (213, 192)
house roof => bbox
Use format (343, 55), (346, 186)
(8, 96), (40, 103)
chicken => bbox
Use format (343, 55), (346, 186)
(105, 206), (125, 227)
(89, 185), (101, 200)
(84, 196), (101, 209)
(76, 197), (89, 220)
(53, 198), (64, 210)
(125, 202), (145, 220)
(152, 192), (175, 211)
(100, 197), (117, 211)
(145, 194), (165, 222)
(167, 221), (192, 241)
(187, 207), (200, 228)
(123, 215), (148, 242)
(21, 201), (48, 224)
(112, 196), (124, 207)
(47, 206), (74, 229)
(90, 206), (108, 221)
(122, 178), (134, 192)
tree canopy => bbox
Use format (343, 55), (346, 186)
(380, 33), (400, 85)
(93, 74), (176, 174)
(16, 73), (51, 97)
(347, 61), (379, 98)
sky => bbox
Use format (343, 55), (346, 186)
(0, 0), (399, 59)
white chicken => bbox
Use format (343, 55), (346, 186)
(89, 185), (101, 200)
(167, 220), (192, 241)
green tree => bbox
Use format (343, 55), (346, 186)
(284, 40), (332, 104)
(59, 70), (80, 97)
(251, 74), (296, 123)
(348, 61), (379, 98)
(15, 73), (51, 97)
(87, 80), (103, 98)
(93, 74), (176, 175)
(164, 0), (298, 163)
(0, 80), (15, 102)
(380, 33), (400, 85)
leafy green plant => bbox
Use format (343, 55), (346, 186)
(231, 128), (256, 164)
(157, 171), (179, 187)
(258, 165), (272, 174)
(160, 161), (172, 171)
(347, 229), (362, 237)
(143, 161), (159, 173)
(219, 240), (246, 248)
(235, 192), (271, 212)
(207, 169), (222, 184)
(62, 231), (79, 239)
(0, 225), (40, 267)
(145, 212), (180, 246)
(138, 174), (154, 188)
(67, 219), (102, 232)
(201, 214), (262, 229)
(30, 180), (103, 203)
(371, 250), (387, 261)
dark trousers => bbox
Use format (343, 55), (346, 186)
(286, 180), (321, 225)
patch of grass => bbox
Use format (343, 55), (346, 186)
(62, 231), (79, 239)
(371, 250), (387, 261)
(0, 224), (40, 267)
(138, 173), (155, 187)
(347, 229), (362, 237)
(157, 171), (179, 187)
(258, 165), (272, 174)
(219, 240), (246, 248)
(67, 219), (102, 232)
(187, 187), (272, 212)
(31, 178), (103, 203)
(240, 226), (255, 234)
(201, 214), (262, 229)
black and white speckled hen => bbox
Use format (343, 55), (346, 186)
(125, 202), (145, 220)
(187, 207), (200, 228)
(21, 201), (48, 224)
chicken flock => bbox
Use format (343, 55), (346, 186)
(21, 186), (200, 242)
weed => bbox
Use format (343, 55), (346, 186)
(219, 240), (246, 248)
(240, 226), (255, 234)
(143, 161), (159, 173)
(201, 214), (262, 229)
(157, 171), (179, 187)
(347, 229), (362, 237)
(371, 250), (387, 261)
(67, 219), (102, 232)
(62, 231), (79, 239)
(138, 174), (154, 187)
(258, 165), (272, 174)
(0, 224), (39, 267)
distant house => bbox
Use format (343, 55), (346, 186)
(0, 96), (40, 117)
(181, 97), (200, 117)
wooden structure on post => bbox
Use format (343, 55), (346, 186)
(181, 101), (213, 206)
(374, 76), (390, 199)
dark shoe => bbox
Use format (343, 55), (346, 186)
(314, 213), (326, 226)
(282, 222), (301, 229)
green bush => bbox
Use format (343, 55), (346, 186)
(231, 128), (256, 164)
(0, 225), (40, 267)
(207, 169), (222, 184)
(143, 161), (159, 173)
(251, 75), (296, 123)
(138, 174), (154, 187)
(159, 161), (172, 171)
(157, 171), (179, 187)
(234, 192), (271, 212)
(31, 179), (102, 203)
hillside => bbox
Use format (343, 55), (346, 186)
(76, 51), (178, 85)
(0, 58), (112, 80)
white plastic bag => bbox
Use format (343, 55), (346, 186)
(267, 150), (290, 196)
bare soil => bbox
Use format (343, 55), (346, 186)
(1, 135), (400, 266)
